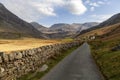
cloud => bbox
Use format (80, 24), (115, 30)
(86, 0), (109, 11)
(32, 2), (56, 16)
(97, 1), (105, 5)
(85, 0), (90, 4)
(91, 14), (113, 22)
(0, 0), (87, 22)
(90, 7), (95, 11)
(66, 0), (87, 15)
(31, 0), (65, 16)
(89, 2), (99, 7)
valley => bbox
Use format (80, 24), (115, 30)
(0, 1), (120, 80)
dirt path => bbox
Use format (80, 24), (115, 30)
(41, 43), (104, 80)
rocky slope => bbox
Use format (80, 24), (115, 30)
(30, 22), (49, 33)
(82, 22), (99, 29)
(0, 3), (47, 39)
(50, 23), (76, 32)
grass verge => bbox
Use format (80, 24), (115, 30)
(17, 46), (79, 80)
(89, 39), (120, 80)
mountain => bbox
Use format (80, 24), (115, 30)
(50, 23), (79, 32)
(50, 22), (99, 31)
(48, 22), (99, 38)
(80, 13), (120, 35)
(82, 22), (99, 29)
(96, 13), (120, 28)
(0, 3), (47, 39)
(72, 22), (99, 38)
(30, 22), (49, 33)
(48, 23), (76, 38)
(31, 22), (99, 38)
(50, 22), (99, 32)
(76, 22), (120, 40)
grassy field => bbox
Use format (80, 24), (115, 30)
(89, 37), (120, 80)
(17, 46), (79, 80)
(0, 38), (73, 53)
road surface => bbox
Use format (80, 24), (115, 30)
(41, 43), (104, 80)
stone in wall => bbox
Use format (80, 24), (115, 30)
(14, 52), (23, 60)
(0, 67), (5, 77)
(1, 53), (9, 62)
(8, 53), (15, 61)
(0, 56), (2, 63)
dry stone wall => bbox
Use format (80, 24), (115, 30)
(0, 41), (81, 80)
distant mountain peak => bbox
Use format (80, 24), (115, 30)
(30, 22), (49, 33)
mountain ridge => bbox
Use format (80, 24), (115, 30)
(31, 22), (99, 39)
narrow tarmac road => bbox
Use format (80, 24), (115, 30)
(41, 43), (104, 80)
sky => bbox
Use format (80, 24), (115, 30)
(0, 0), (120, 27)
